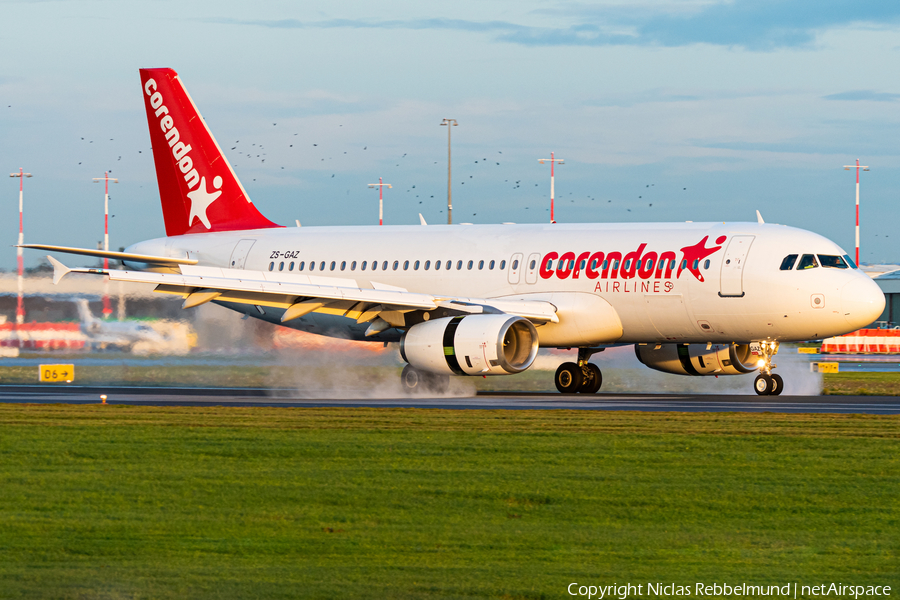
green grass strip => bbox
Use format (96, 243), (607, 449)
(0, 406), (897, 598)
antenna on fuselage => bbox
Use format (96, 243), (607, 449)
(756, 210), (765, 224)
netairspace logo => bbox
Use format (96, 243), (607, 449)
(567, 582), (892, 599)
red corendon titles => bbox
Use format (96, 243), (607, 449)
(538, 236), (726, 282)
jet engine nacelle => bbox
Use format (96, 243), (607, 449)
(400, 314), (539, 376)
(635, 342), (759, 376)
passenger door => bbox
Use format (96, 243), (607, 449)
(719, 235), (755, 297)
(229, 239), (256, 270)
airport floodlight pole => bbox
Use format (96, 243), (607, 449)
(440, 119), (457, 224)
(843, 159), (869, 266)
(538, 152), (564, 224)
(93, 172), (118, 318)
(10, 168), (32, 325)
(368, 178), (391, 225)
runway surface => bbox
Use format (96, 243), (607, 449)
(0, 386), (898, 414)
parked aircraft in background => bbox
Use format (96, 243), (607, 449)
(74, 298), (166, 351)
(25, 68), (884, 395)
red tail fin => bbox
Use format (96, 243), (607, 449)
(139, 68), (281, 236)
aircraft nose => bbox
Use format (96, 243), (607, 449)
(841, 276), (885, 329)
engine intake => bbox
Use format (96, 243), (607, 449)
(635, 343), (758, 376)
(401, 314), (539, 376)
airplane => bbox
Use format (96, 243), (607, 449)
(74, 298), (167, 351)
(23, 68), (885, 396)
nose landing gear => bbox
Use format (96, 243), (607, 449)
(753, 341), (783, 396)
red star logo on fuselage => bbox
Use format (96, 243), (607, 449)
(677, 235), (727, 282)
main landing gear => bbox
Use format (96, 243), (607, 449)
(753, 341), (782, 396)
(400, 364), (450, 395)
(555, 348), (604, 394)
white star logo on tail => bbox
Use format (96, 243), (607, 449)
(187, 175), (223, 229)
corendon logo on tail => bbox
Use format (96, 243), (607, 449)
(143, 78), (221, 230)
(539, 235), (727, 292)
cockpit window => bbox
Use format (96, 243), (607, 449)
(818, 255), (848, 269)
(797, 254), (818, 270)
(780, 254), (798, 270)
(843, 254), (857, 269)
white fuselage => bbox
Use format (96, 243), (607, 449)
(125, 221), (884, 346)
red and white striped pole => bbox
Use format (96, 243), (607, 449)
(538, 152), (564, 224)
(93, 172), (118, 318)
(843, 159), (869, 266)
(10, 168), (31, 325)
(367, 178), (391, 226)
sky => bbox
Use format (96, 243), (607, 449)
(2, 0), (900, 270)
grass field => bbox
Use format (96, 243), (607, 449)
(0, 405), (897, 599)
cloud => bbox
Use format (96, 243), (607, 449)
(823, 90), (900, 102)
(210, 2), (900, 51)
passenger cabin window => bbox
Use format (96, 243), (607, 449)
(819, 255), (848, 269)
(320, 261), (326, 271)
(434, 260), (440, 270)
(797, 254), (818, 270)
(500, 260), (506, 270)
(351, 261), (356, 271)
(330, 261), (336, 271)
(299, 261), (305, 271)
(512, 259), (519, 270)
(425, 260), (430, 270)
(780, 254), (798, 270)
(414, 260), (420, 270)
(393, 261), (399, 271)
(457, 260), (463, 270)
(403, 260), (409, 270)
(361, 261), (367, 270)
(478, 260), (484, 270)
(340, 261), (346, 271)
(382, 261), (388, 270)
(268, 262), (274, 271)
(467, 260), (473, 270)
(489, 260), (495, 269)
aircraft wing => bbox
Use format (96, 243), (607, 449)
(48, 257), (559, 333)
(20, 244), (198, 266)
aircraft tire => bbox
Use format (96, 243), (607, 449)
(425, 373), (450, 395)
(754, 374), (773, 395)
(579, 364), (603, 394)
(770, 374), (784, 396)
(555, 362), (584, 394)
(401, 364), (423, 393)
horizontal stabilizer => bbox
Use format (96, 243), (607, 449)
(19, 244), (198, 265)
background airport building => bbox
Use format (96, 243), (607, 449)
(874, 270), (900, 328)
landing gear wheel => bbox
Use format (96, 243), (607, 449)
(579, 364), (603, 394)
(770, 373), (784, 396)
(754, 374), (773, 396)
(555, 362), (584, 394)
(401, 364), (422, 393)
(424, 373), (450, 395)
(401, 365), (450, 395)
